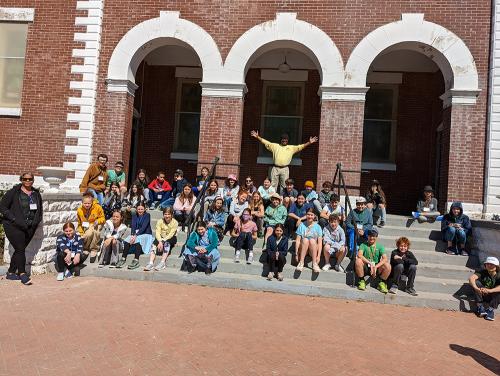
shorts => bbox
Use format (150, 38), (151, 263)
(363, 263), (376, 276)
(153, 236), (177, 255)
(325, 243), (342, 255)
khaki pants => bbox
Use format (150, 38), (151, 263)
(270, 166), (289, 194)
(82, 226), (101, 256)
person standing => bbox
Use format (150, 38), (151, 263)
(79, 154), (108, 205)
(0, 173), (43, 285)
(250, 130), (318, 193)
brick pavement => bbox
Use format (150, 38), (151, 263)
(0, 275), (498, 376)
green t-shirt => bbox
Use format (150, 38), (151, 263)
(475, 270), (500, 289)
(106, 169), (125, 187)
(359, 242), (385, 263)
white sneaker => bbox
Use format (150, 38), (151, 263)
(247, 252), (254, 264)
(322, 264), (331, 271)
(296, 262), (304, 272)
(56, 272), (64, 281)
(334, 264), (345, 273)
(154, 261), (166, 271)
(234, 250), (241, 263)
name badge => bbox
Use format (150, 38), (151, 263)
(29, 203), (37, 210)
(356, 224), (363, 230)
(135, 229), (139, 234)
(423, 207), (430, 212)
(82, 221), (90, 228)
(71, 252), (76, 258)
(98, 176), (104, 182)
(158, 194), (162, 199)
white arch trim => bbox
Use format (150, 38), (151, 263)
(223, 13), (344, 87)
(107, 11), (223, 88)
(345, 14), (480, 98)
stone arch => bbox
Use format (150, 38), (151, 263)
(223, 13), (344, 86)
(106, 11), (223, 84)
(345, 13), (479, 93)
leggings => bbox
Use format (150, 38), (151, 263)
(5, 224), (34, 274)
(123, 243), (143, 260)
(267, 252), (286, 274)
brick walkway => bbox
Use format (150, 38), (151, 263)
(0, 275), (498, 376)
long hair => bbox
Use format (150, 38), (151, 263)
(179, 184), (194, 205)
(250, 191), (263, 208)
(206, 179), (219, 195)
(128, 183), (143, 199)
(209, 197), (224, 213)
(135, 169), (150, 184)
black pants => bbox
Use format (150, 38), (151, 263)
(56, 252), (79, 272)
(318, 218), (329, 229)
(234, 232), (254, 251)
(267, 252), (286, 274)
(284, 217), (298, 237)
(392, 263), (417, 289)
(5, 224), (34, 274)
(153, 236), (177, 255)
(123, 243), (143, 260)
(475, 281), (500, 309)
(174, 211), (189, 228)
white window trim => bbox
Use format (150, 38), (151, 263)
(0, 8), (35, 22)
(361, 162), (396, 171)
(170, 152), (198, 160)
(257, 156), (302, 166)
(173, 78), (201, 154)
(0, 107), (21, 117)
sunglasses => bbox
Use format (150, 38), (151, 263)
(22, 178), (34, 182)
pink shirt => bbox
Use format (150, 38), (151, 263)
(173, 196), (194, 212)
(236, 219), (258, 234)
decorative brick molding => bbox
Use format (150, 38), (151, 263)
(64, 0), (105, 180)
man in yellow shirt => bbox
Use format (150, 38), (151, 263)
(251, 130), (318, 193)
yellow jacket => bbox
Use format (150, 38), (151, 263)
(155, 218), (178, 241)
(76, 200), (106, 235)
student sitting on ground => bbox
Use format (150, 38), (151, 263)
(389, 237), (418, 296)
(282, 178), (299, 210)
(102, 181), (123, 220)
(55, 222), (83, 281)
(79, 154), (108, 205)
(223, 174), (239, 211)
(263, 193), (288, 245)
(302, 180), (322, 214)
(318, 181), (334, 208)
(355, 228), (391, 293)
(295, 208), (323, 273)
(122, 183), (146, 223)
(319, 193), (345, 228)
(232, 208), (258, 264)
(366, 180), (387, 227)
(413, 185), (440, 223)
(98, 210), (127, 268)
(133, 169), (150, 203)
(225, 189), (248, 235)
(322, 214), (346, 272)
(193, 166), (210, 196)
(249, 191), (265, 237)
(116, 203), (153, 270)
(184, 221), (220, 274)
(284, 193), (311, 237)
(258, 177), (276, 207)
(106, 160), (127, 195)
(469, 256), (500, 321)
(346, 197), (373, 254)
(77, 192), (105, 263)
(173, 184), (195, 232)
(147, 171), (172, 209)
(243, 176), (257, 195)
(441, 202), (472, 256)
(144, 207), (178, 271)
(265, 223), (288, 281)
(204, 197), (227, 242)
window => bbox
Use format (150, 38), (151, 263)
(362, 85), (398, 163)
(0, 22), (28, 111)
(173, 79), (201, 154)
(260, 81), (304, 157)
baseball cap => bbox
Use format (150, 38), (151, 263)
(367, 228), (379, 237)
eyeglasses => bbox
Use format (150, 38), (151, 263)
(22, 178), (34, 182)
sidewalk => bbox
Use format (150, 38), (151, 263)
(0, 275), (498, 376)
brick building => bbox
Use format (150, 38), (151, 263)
(0, 1), (496, 215)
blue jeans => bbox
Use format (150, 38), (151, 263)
(87, 189), (104, 205)
(443, 226), (467, 245)
(148, 190), (171, 207)
(159, 197), (176, 209)
(347, 228), (367, 256)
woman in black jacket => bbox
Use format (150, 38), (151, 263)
(265, 223), (289, 281)
(0, 173), (43, 285)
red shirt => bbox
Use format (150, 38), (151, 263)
(148, 179), (172, 192)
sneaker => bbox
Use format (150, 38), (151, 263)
(64, 269), (73, 279)
(234, 250), (241, 263)
(296, 262), (304, 272)
(267, 272), (273, 281)
(277, 272), (284, 281)
(477, 304), (487, 317)
(485, 308), (495, 321)
(154, 262), (166, 271)
(98, 263), (105, 268)
(247, 252), (254, 264)
(5, 273), (20, 281)
(127, 259), (140, 270)
(405, 287), (418, 296)
(336, 264), (345, 273)
(389, 284), (398, 294)
(460, 249), (468, 256)
(358, 279), (366, 291)
(115, 258), (127, 268)
(56, 272), (64, 281)
(378, 221), (385, 228)
(143, 263), (154, 271)
(109, 262), (117, 268)
(412, 211), (420, 219)
(445, 247), (457, 255)
(378, 281), (388, 294)
(312, 263), (321, 273)
(322, 264), (331, 271)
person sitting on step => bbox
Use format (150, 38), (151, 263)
(249, 191), (265, 238)
(322, 214), (346, 273)
(295, 208), (323, 273)
(257, 177), (276, 207)
(225, 189), (249, 235)
(243, 176), (257, 196)
(319, 193), (345, 228)
(282, 178), (299, 210)
(301, 180), (322, 214)
(77, 192), (105, 263)
(222, 174), (240, 212)
(105, 160), (128, 196)
(265, 223), (289, 281)
(318, 181), (334, 208)
(204, 197), (227, 243)
(389, 237), (418, 296)
(121, 183), (146, 223)
(184, 221), (220, 274)
(441, 202), (472, 256)
(355, 228), (391, 294)
(469, 256), (500, 322)
(132, 169), (150, 203)
(98, 210), (127, 268)
(263, 193), (288, 245)
(413, 186), (440, 223)
(173, 183), (195, 232)
(144, 207), (178, 271)
(102, 181), (123, 220)
(366, 180), (387, 227)
(202, 179), (223, 215)
(147, 171), (172, 209)
(232, 208), (258, 264)
(116, 202), (153, 270)
(345, 197), (373, 254)
(162, 169), (190, 209)
(284, 193), (311, 238)
(55, 222), (83, 281)
(193, 166), (210, 196)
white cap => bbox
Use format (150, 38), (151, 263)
(484, 256), (499, 266)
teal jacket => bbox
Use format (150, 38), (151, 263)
(264, 204), (288, 226)
(186, 227), (219, 254)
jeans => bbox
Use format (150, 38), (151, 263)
(373, 205), (386, 222)
(475, 280), (500, 309)
(443, 226), (467, 245)
(391, 263), (417, 289)
(87, 189), (104, 205)
(123, 243), (143, 260)
(148, 190), (171, 207)
(347, 227), (367, 256)
(234, 232), (254, 251)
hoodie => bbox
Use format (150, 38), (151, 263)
(441, 202), (472, 235)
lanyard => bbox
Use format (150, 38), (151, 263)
(367, 245), (377, 262)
